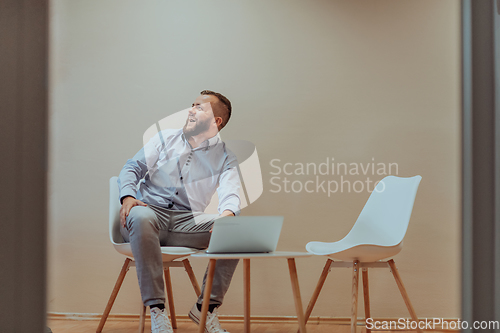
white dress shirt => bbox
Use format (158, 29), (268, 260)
(118, 128), (241, 215)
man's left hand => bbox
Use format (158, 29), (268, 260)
(219, 210), (235, 218)
(211, 210), (234, 232)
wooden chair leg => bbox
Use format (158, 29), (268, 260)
(164, 267), (177, 329)
(96, 258), (132, 333)
(183, 259), (201, 297)
(296, 258), (333, 333)
(362, 268), (371, 333)
(288, 258), (307, 333)
(304, 259), (333, 325)
(351, 260), (360, 333)
(138, 305), (146, 333)
(387, 259), (422, 333)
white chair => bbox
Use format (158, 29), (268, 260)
(97, 177), (201, 333)
(304, 175), (423, 333)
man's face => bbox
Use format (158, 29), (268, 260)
(183, 95), (219, 137)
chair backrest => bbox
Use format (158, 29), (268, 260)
(109, 176), (124, 245)
(343, 175), (422, 247)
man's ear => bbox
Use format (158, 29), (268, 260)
(214, 116), (223, 128)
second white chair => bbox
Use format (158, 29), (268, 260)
(97, 177), (201, 333)
(304, 175), (423, 333)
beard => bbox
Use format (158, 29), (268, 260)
(182, 117), (212, 138)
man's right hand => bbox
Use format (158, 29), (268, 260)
(120, 196), (147, 227)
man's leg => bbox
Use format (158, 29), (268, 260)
(121, 205), (176, 333)
(165, 211), (239, 308)
(196, 259), (239, 309)
(120, 205), (169, 308)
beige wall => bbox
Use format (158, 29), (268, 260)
(48, 0), (461, 319)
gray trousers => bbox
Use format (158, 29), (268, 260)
(120, 204), (239, 308)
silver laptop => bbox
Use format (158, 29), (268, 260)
(206, 216), (284, 254)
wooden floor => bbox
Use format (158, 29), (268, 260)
(47, 318), (362, 333)
(46, 318), (436, 333)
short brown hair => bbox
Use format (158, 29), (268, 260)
(200, 90), (232, 130)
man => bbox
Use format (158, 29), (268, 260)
(118, 90), (240, 333)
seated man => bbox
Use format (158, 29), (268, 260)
(118, 90), (240, 333)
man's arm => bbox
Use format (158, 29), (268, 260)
(118, 132), (164, 226)
(216, 152), (241, 216)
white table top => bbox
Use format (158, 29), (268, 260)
(191, 251), (312, 259)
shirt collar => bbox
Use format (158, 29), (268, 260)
(181, 130), (221, 150)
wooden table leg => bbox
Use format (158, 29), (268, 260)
(138, 304), (146, 333)
(244, 259), (251, 333)
(199, 259), (217, 333)
(362, 268), (370, 333)
(97, 258), (131, 333)
(351, 260), (360, 333)
(183, 259), (202, 297)
(164, 267), (177, 329)
(288, 258), (307, 333)
(388, 260), (422, 333)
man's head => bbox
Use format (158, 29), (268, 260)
(183, 90), (232, 138)
(199, 90), (232, 131)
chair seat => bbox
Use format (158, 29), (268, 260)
(306, 240), (403, 262)
(113, 243), (198, 261)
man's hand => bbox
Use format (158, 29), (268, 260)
(220, 210), (235, 218)
(120, 196), (147, 227)
(210, 210), (234, 232)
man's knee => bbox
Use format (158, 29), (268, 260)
(126, 206), (158, 234)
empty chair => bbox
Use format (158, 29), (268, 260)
(97, 177), (201, 333)
(304, 175), (422, 333)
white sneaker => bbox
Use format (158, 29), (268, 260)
(150, 307), (173, 333)
(188, 303), (229, 333)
